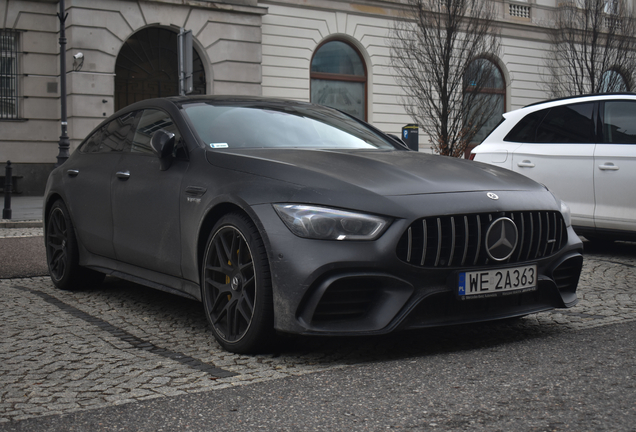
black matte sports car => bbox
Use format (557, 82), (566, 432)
(44, 96), (584, 353)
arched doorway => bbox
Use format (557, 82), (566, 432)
(115, 27), (206, 111)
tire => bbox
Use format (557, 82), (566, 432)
(46, 200), (105, 290)
(201, 212), (275, 354)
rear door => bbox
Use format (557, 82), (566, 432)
(111, 109), (189, 276)
(594, 100), (636, 232)
(509, 102), (597, 229)
(62, 112), (136, 258)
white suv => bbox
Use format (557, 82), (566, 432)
(471, 94), (636, 242)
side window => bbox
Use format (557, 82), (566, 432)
(603, 101), (636, 144)
(535, 103), (596, 143)
(102, 112), (136, 151)
(504, 109), (549, 143)
(505, 103), (596, 144)
(80, 127), (106, 153)
(79, 111), (136, 153)
(131, 109), (182, 155)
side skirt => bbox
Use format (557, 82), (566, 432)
(81, 253), (201, 301)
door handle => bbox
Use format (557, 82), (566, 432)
(116, 171), (131, 179)
(517, 160), (535, 168)
(598, 163), (619, 171)
(66, 169), (79, 177)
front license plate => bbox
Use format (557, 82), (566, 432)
(458, 265), (537, 299)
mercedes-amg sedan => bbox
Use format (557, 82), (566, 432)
(44, 96), (584, 353)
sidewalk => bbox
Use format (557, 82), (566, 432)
(0, 196), (47, 278)
(0, 195), (44, 227)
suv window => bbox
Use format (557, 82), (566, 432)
(80, 112), (137, 153)
(504, 110), (546, 143)
(603, 101), (636, 144)
(505, 102), (596, 143)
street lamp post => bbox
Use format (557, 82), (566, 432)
(56, 0), (70, 167)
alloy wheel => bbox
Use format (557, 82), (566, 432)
(203, 225), (257, 343)
(47, 207), (69, 282)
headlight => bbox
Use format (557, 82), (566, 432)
(560, 200), (572, 227)
(273, 204), (390, 241)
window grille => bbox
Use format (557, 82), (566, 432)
(509, 4), (531, 18)
(604, 16), (622, 31)
(0, 29), (19, 120)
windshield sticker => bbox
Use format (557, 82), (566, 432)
(209, 143), (229, 149)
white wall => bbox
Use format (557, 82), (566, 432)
(260, 2), (415, 144)
(260, 0), (558, 152)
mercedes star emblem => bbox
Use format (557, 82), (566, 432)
(485, 217), (518, 261)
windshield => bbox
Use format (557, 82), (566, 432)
(182, 102), (397, 150)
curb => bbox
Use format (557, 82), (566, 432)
(0, 220), (43, 229)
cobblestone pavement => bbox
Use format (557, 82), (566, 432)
(1, 227), (635, 423)
(0, 226), (43, 238)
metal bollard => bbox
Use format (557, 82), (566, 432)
(3, 160), (12, 220)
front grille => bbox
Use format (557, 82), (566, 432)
(396, 211), (568, 268)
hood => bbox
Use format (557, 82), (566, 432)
(205, 148), (543, 197)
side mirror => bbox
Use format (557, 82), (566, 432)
(150, 130), (175, 171)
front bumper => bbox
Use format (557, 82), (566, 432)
(251, 197), (584, 336)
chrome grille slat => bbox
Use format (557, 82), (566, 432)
(421, 219), (427, 266)
(434, 218), (442, 267)
(448, 217), (456, 267)
(461, 216), (469, 266)
(397, 210), (568, 269)
(474, 214), (481, 266)
(543, 213), (549, 256)
(526, 213), (534, 261)
(555, 212), (563, 252)
(516, 212), (525, 262)
(535, 212), (543, 259)
(550, 212), (557, 255)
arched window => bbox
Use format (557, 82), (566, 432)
(310, 40), (367, 120)
(463, 58), (505, 146)
(115, 27), (206, 111)
(601, 69), (629, 93)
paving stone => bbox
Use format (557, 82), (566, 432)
(2, 231), (636, 422)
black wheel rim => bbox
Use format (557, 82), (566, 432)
(47, 207), (68, 281)
(203, 226), (256, 343)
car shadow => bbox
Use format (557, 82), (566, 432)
(75, 277), (572, 366)
(277, 318), (563, 362)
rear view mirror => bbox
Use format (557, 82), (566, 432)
(150, 130), (175, 171)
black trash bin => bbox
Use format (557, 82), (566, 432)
(401, 124), (419, 151)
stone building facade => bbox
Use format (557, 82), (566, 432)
(0, 0), (631, 194)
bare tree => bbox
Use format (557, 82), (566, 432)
(546, 0), (636, 97)
(389, 0), (501, 157)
